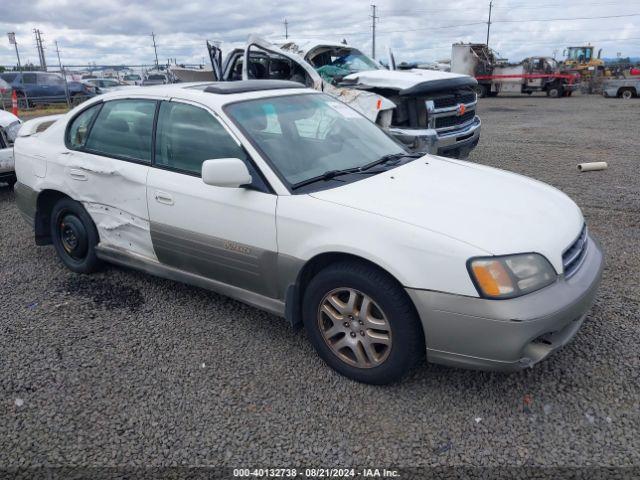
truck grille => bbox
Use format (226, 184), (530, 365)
(432, 92), (476, 109)
(562, 225), (588, 278)
(434, 109), (475, 129)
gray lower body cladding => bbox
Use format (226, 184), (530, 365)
(14, 182), (38, 226)
(407, 235), (604, 370)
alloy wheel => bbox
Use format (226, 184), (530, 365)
(317, 288), (392, 368)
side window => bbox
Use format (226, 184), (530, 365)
(85, 99), (156, 162)
(155, 101), (247, 175)
(22, 73), (37, 85)
(39, 74), (63, 86)
(67, 103), (102, 149)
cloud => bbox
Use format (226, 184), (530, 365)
(0, 0), (637, 68)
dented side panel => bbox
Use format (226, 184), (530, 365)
(50, 149), (156, 260)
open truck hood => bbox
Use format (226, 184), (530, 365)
(343, 69), (477, 95)
(310, 156), (583, 273)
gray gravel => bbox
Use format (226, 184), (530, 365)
(1, 93), (639, 469)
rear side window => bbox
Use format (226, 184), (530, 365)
(22, 73), (37, 84)
(39, 74), (63, 86)
(155, 101), (246, 175)
(85, 99), (156, 162)
(67, 103), (101, 148)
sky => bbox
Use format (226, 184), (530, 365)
(0, 0), (638, 69)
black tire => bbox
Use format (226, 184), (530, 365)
(620, 88), (635, 99)
(473, 84), (489, 98)
(302, 261), (425, 384)
(547, 84), (563, 98)
(50, 198), (102, 273)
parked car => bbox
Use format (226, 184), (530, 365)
(14, 81), (603, 384)
(83, 78), (137, 94)
(208, 36), (481, 158)
(122, 74), (143, 86)
(142, 73), (170, 86)
(0, 109), (22, 186)
(602, 77), (640, 99)
(0, 71), (97, 108)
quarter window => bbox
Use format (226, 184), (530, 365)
(154, 101), (247, 175)
(67, 103), (101, 149)
(85, 99), (156, 162)
(22, 73), (37, 84)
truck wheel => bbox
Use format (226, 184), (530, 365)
(50, 198), (102, 273)
(474, 84), (488, 98)
(620, 88), (635, 99)
(302, 261), (424, 384)
(548, 85), (563, 98)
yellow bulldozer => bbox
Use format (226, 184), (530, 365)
(561, 46), (609, 92)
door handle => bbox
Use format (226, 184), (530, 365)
(154, 191), (174, 205)
(68, 169), (88, 181)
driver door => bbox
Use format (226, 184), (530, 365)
(146, 99), (279, 298)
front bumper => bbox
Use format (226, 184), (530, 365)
(406, 235), (604, 371)
(388, 116), (481, 159)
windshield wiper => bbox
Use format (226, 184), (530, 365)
(291, 167), (365, 190)
(290, 152), (423, 191)
(358, 152), (424, 172)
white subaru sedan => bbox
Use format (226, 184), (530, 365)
(14, 80), (603, 384)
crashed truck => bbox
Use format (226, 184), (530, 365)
(208, 36), (481, 158)
(0, 109), (22, 187)
(451, 43), (578, 98)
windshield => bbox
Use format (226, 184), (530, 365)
(313, 47), (381, 82)
(225, 93), (405, 188)
(568, 47), (592, 62)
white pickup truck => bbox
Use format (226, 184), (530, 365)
(208, 36), (481, 158)
(0, 109), (22, 186)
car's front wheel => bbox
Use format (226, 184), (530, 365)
(303, 261), (424, 384)
(50, 198), (102, 273)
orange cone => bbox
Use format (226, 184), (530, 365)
(11, 89), (18, 116)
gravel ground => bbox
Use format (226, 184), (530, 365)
(0, 93), (639, 470)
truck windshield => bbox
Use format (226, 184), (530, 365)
(225, 93), (406, 188)
(314, 47), (381, 82)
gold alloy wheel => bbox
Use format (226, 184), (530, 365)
(317, 288), (392, 368)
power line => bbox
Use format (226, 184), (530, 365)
(493, 12), (640, 23)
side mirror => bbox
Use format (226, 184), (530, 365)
(201, 158), (252, 188)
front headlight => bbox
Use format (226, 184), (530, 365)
(4, 120), (22, 143)
(468, 253), (557, 299)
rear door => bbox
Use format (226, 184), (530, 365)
(63, 98), (158, 258)
(146, 99), (279, 297)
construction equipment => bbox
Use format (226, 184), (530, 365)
(561, 46), (610, 93)
(451, 43), (577, 98)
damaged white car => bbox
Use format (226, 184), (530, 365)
(0, 109), (22, 187)
(208, 36), (481, 158)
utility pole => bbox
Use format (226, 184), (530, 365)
(7, 33), (22, 70)
(54, 41), (71, 107)
(33, 28), (47, 70)
(151, 32), (159, 69)
(370, 4), (378, 59)
(486, 1), (493, 47)
(284, 19), (289, 39)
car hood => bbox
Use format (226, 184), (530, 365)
(0, 109), (19, 128)
(309, 157), (584, 273)
(343, 69), (477, 95)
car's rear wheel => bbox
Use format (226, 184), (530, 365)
(50, 198), (102, 273)
(303, 261), (424, 384)
(547, 85), (564, 98)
